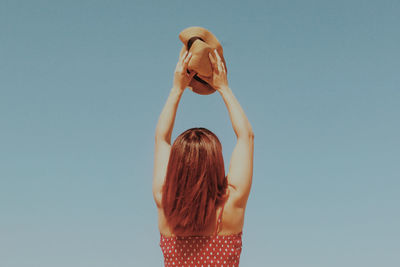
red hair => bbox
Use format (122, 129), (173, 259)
(162, 127), (227, 235)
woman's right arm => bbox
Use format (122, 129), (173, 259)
(209, 50), (254, 209)
(153, 51), (193, 207)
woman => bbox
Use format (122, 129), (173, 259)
(153, 49), (254, 266)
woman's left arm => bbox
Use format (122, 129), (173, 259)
(153, 51), (193, 207)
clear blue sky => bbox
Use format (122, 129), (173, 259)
(1, 0), (399, 266)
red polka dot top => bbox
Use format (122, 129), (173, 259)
(160, 205), (242, 267)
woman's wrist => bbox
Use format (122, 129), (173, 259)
(217, 85), (231, 95)
(171, 86), (185, 95)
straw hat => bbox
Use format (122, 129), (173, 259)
(179, 26), (226, 95)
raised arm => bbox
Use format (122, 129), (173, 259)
(209, 50), (254, 209)
(153, 51), (194, 207)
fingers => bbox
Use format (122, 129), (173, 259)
(180, 50), (188, 60)
(208, 52), (217, 68)
(217, 59), (222, 73)
(179, 51), (191, 67)
(179, 50), (192, 64)
(183, 52), (192, 75)
(214, 49), (222, 61)
(221, 61), (226, 73)
(183, 52), (192, 65)
(214, 50), (225, 72)
(177, 51), (192, 75)
(209, 49), (225, 74)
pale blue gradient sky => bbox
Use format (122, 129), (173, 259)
(1, 0), (399, 266)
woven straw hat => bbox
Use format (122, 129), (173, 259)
(179, 26), (226, 95)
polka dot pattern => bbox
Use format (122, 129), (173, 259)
(160, 232), (242, 267)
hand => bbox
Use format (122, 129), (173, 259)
(173, 51), (196, 91)
(208, 49), (229, 91)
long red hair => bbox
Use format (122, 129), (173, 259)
(162, 127), (227, 235)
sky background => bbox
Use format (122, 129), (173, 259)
(1, 0), (399, 266)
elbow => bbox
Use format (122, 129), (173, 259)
(237, 130), (254, 141)
(246, 123), (254, 140)
(249, 131), (255, 140)
(154, 135), (165, 144)
(154, 127), (163, 141)
(248, 131), (255, 141)
(247, 126), (255, 140)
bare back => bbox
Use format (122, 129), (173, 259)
(157, 186), (246, 237)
